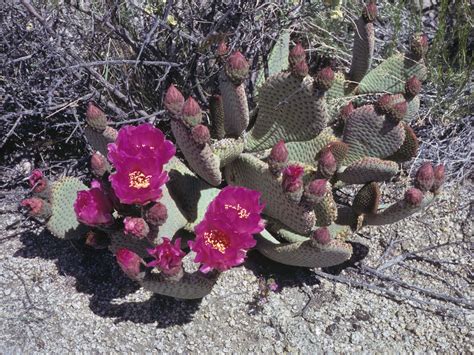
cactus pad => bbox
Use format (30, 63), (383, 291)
(219, 71), (249, 137)
(342, 105), (405, 164)
(84, 126), (118, 157)
(225, 153), (316, 235)
(141, 271), (218, 299)
(246, 73), (328, 151)
(358, 53), (427, 94)
(285, 128), (336, 165)
(171, 120), (222, 186)
(256, 230), (352, 268)
(47, 177), (88, 239)
(211, 137), (245, 167)
(338, 157), (399, 184)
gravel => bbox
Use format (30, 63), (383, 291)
(0, 180), (472, 353)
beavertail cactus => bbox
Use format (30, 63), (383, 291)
(24, 2), (445, 300)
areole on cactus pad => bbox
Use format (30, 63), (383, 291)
(22, 2), (446, 300)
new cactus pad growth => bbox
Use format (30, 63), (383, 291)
(23, 2), (445, 300)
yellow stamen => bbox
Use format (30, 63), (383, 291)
(204, 229), (230, 254)
(224, 203), (250, 219)
(129, 171), (152, 189)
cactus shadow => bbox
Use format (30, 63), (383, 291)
(243, 241), (370, 287)
(15, 229), (200, 326)
(244, 250), (321, 290)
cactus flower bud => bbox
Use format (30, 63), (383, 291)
(191, 124), (211, 145)
(303, 179), (327, 208)
(405, 76), (422, 98)
(164, 84), (185, 116)
(216, 41), (228, 57)
(312, 227), (331, 245)
(86, 102), (108, 131)
(270, 140), (289, 163)
(318, 150), (337, 178)
(181, 97), (202, 127)
(29, 169), (48, 193)
(90, 151), (109, 177)
(146, 202), (168, 226)
(404, 188), (423, 207)
(376, 94), (407, 123)
(116, 248), (143, 280)
(225, 51), (249, 85)
(340, 102), (354, 121)
(415, 163), (434, 192)
(291, 59), (309, 78)
(282, 165), (304, 193)
(410, 33), (429, 59)
(289, 43), (306, 66)
(21, 197), (52, 219)
(431, 164), (445, 193)
(85, 230), (110, 249)
(391, 101), (408, 122)
(268, 140), (289, 176)
(314, 67), (335, 91)
(362, 1), (377, 22)
(124, 217), (150, 239)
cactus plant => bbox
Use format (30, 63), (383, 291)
(22, 2), (445, 300)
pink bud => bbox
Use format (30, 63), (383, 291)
(21, 198), (43, 216)
(124, 217), (150, 239)
(415, 163), (434, 192)
(164, 84), (185, 115)
(146, 202), (168, 226)
(86, 102), (107, 130)
(217, 41), (228, 57)
(289, 43), (306, 66)
(363, 2), (377, 22)
(116, 248), (142, 280)
(315, 67), (335, 91)
(28, 169), (47, 193)
(270, 140), (289, 163)
(181, 97), (202, 126)
(191, 124), (211, 145)
(405, 76), (422, 97)
(318, 150), (337, 178)
(404, 188), (423, 207)
(312, 227), (331, 245)
(291, 59), (309, 78)
(282, 165), (304, 193)
(225, 51), (249, 84)
(431, 164), (445, 192)
(340, 102), (354, 120)
(307, 179), (327, 198)
(90, 152), (108, 177)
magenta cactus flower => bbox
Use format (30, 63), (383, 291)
(109, 155), (169, 205)
(74, 185), (114, 226)
(190, 217), (257, 273)
(116, 248), (142, 280)
(189, 186), (264, 273)
(124, 217), (150, 239)
(206, 186), (266, 235)
(107, 123), (175, 168)
(147, 237), (185, 275)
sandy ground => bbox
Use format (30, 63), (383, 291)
(0, 179), (472, 353)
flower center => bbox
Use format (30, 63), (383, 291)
(129, 171), (152, 189)
(204, 229), (230, 254)
(224, 203), (250, 219)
